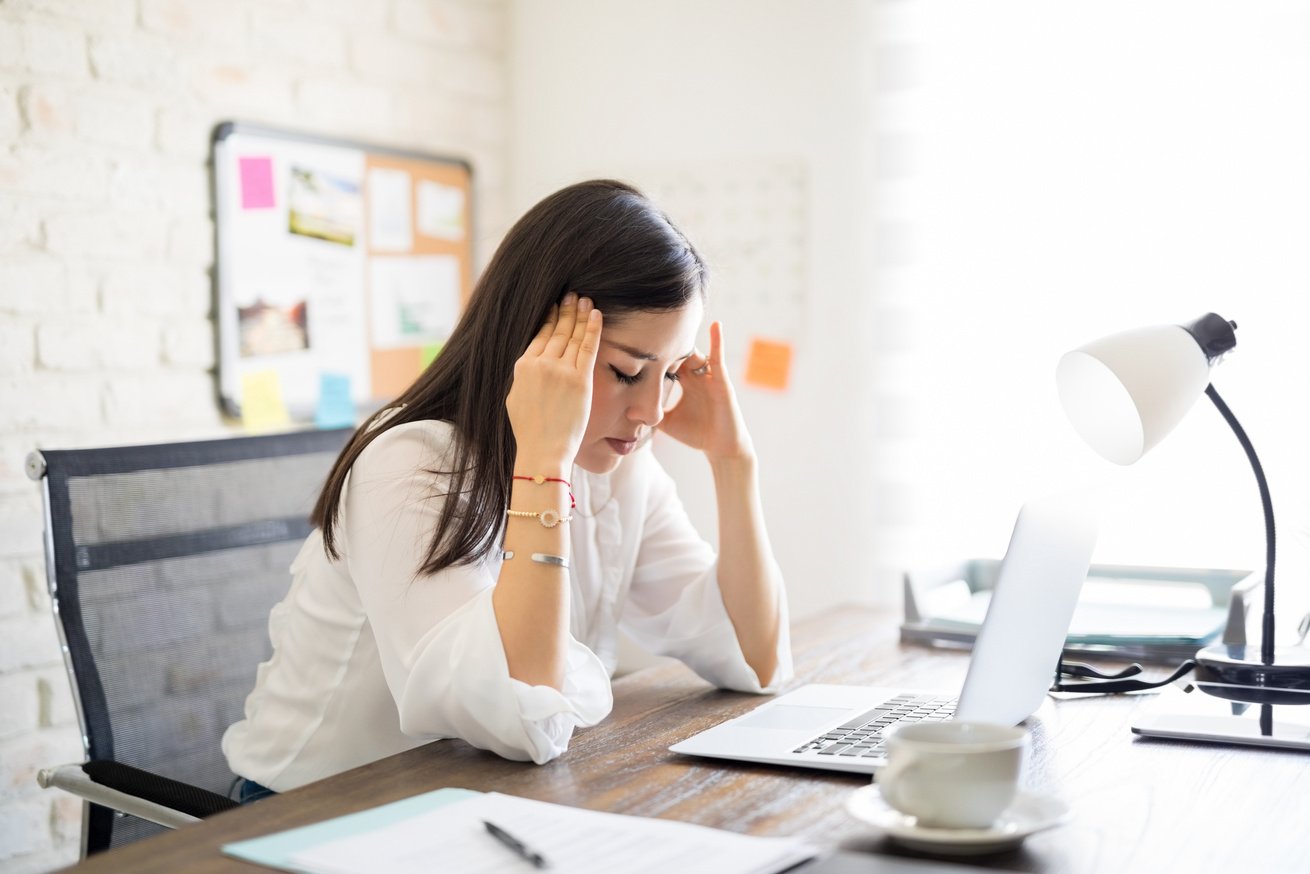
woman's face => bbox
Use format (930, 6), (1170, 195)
(574, 298), (704, 474)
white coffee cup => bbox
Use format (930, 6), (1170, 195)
(879, 720), (1028, 829)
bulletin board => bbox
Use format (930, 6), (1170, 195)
(212, 121), (474, 421)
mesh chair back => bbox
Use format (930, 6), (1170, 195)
(34, 428), (352, 854)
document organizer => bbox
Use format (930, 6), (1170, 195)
(902, 561), (1260, 663)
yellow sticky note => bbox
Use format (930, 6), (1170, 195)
(240, 370), (292, 432)
(744, 337), (793, 391)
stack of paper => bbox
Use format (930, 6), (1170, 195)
(920, 578), (1227, 645)
(225, 788), (815, 874)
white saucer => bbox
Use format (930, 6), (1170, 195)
(845, 785), (1070, 855)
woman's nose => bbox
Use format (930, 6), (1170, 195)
(629, 380), (665, 428)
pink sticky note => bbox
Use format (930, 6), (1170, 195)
(239, 157), (276, 209)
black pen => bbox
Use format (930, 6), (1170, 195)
(483, 819), (550, 869)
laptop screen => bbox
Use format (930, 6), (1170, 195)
(955, 495), (1099, 724)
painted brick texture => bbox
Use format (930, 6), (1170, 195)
(0, 2), (509, 869)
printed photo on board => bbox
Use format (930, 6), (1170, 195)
(288, 166), (362, 247)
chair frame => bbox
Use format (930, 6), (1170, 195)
(28, 428), (352, 855)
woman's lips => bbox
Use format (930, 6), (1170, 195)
(605, 437), (639, 455)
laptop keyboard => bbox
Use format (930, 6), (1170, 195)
(791, 694), (957, 759)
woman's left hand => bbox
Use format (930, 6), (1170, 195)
(659, 321), (756, 463)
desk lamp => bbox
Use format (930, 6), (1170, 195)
(1056, 313), (1310, 704)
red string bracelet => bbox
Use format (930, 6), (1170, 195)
(513, 474), (576, 509)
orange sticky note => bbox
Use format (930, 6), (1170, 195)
(744, 337), (793, 391)
(240, 370), (292, 432)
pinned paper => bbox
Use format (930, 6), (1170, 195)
(240, 370), (292, 431)
(416, 180), (465, 240)
(368, 167), (413, 252)
(743, 337), (793, 391)
(239, 157), (276, 210)
(420, 343), (443, 369)
(314, 372), (355, 429)
(368, 256), (460, 349)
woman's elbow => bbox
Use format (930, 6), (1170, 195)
(747, 651), (780, 690)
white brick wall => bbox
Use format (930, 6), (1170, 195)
(0, 2), (510, 869)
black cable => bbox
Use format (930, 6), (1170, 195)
(1058, 661), (1144, 681)
(1050, 660), (1197, 694)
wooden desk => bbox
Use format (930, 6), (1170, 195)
(65, 606), (1310, 873)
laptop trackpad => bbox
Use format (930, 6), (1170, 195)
(738, 705), (851, 731)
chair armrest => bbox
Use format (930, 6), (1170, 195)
(38, 761), (239, 828)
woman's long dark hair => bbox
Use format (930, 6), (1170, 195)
(311, 179), (707, 573)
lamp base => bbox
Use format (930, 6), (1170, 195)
(1194, 644), (1310, 705)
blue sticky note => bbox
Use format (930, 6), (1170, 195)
(314, 373), (355, 429)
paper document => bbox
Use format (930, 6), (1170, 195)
(286, 791), (815, 874)
(923, 579), (1226, 645)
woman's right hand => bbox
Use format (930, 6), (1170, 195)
(505, 293), (603, 471)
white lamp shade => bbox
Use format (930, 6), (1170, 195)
(1056, 324), (1212, 465)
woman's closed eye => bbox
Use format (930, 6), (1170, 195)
(609, 365), (680, 385)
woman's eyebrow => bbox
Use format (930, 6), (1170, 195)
(604, 340), (695, 362)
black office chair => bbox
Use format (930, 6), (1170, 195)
(26, 427), (352, 856)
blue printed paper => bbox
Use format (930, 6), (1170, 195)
(223, 787), (480, 870)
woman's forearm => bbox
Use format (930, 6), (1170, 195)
(710, 453), (783, 686)
(492, 464), (572, 690)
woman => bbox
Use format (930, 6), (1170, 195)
(222, 180), (792, 801)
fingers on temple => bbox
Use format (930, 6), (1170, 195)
(709, 320), (725, 365)
(543, 293), (578, 356)
(527, 305), (559, 356)
(576, 304), (603, 367)
(564, 297), (591, 356)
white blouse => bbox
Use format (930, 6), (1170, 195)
(222, 420), (792, 791)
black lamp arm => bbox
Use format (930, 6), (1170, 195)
(1204, 383), (1277, 664)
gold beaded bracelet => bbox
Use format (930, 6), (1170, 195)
(505, 508), (573, 528)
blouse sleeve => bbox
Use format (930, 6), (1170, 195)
(339, 423), (612, 764)
(619, 452), (793, 693)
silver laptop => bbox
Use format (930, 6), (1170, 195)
(670, 494), (1099, 774)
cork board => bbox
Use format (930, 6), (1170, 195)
(212, 121), (473, 420)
